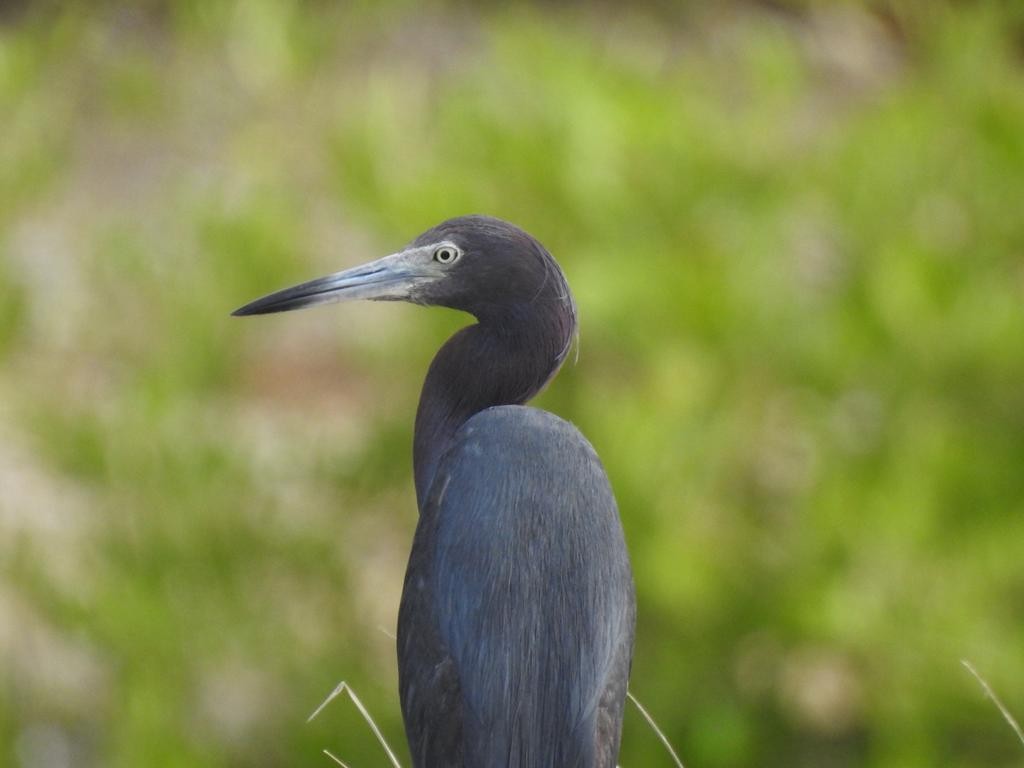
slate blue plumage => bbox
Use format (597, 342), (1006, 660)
(234, 216), (635, 767)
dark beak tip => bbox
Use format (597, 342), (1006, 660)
(231, 298), (302, 317)
(231, 299), (282, 317)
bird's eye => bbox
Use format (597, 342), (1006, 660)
(433, 246), (460, 264)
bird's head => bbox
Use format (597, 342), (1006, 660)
(232, 215), (575, 326)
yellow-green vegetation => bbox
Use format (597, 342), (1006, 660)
(2, 2), (1023, 766)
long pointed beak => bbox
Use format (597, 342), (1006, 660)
(232, 250), (433, 316)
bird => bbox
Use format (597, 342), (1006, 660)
(233, 215), (636, 767)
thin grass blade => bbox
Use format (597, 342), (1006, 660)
(627, 690), (685, 768)
(309, 680), (403, 768)
(962, 660), (1024, 748)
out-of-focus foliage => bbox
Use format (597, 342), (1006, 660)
(1, 2), (1023, 767)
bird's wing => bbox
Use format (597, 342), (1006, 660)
(398, 488), (466, 767)
(399, 405), (635, 768)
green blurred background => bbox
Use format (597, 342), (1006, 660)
(2, 1), (1023, 766)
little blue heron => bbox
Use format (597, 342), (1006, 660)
(233, 215), (636, 767)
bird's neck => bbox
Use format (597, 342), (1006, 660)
(412, 302), (575, 508)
